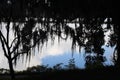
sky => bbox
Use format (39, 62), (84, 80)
(0, 20), (116, 71)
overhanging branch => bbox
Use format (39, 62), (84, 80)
(10, 37), (18, 49)
(10, 40), (20, 54)
(11, 51), (27, 61)
(0, 35), (9, 58)
(0, 31), (8, 46)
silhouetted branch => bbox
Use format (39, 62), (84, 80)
(0, 31), (10, 52)
(11, 51), (25, 60)
(6, 20), (10, 47)
(0, 35), (9, 58)
(10, 37), (18, 48)
(0, 31), (8, 47)
(10, 39), (20, 54)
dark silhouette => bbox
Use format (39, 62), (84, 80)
(0, 0), (119, 80)
(65, 58), (76, 69)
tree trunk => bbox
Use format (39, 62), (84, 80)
(8, 59), (15, 80)
(113, 16), (120, 68)
(116, 28), (120, 68)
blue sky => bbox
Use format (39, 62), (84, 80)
(0, 20), (116, 71)
(0, 35), (115, 71)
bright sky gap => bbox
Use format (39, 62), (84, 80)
(0, 18), (115, 71)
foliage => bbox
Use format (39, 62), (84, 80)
(0, 68), (10, 74)
(53, 63), (63, 70)
(85, 55), (105, 69)
(0, 0), (119, 79)
(26, 65), (49, 72)
(65, 58), (76, 69)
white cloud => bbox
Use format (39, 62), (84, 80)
(0, 22), (115, 71)
(41, 36), (73, 57)
(0, 35), (77, 71)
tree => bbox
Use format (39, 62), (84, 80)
(0, 0), (48, 79)
(0, 17), (49, 79)
(53, 63), (63, 70)
(0, 0), (119, 79)
(65, 58), (76, 69)
(85, 55), (105, 69)
(27, 65), (49, 72)
(112, 17), (120, 68)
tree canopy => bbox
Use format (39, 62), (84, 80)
(0, 0), (119, 80)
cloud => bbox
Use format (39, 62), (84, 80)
(41, 36), (74, 57)
(0, 22), (115, 71)
(0, 35), (76, 71)
(14, 53), (42, 71)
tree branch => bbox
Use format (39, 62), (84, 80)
(6, 19), (10, 47)
(10, 37), (18, 49)
(11, 51), (27, 61)
(10, 40), (20, 54)
(0, 35), (9, 58)
(0, 30), (10, 53)
(0, 31), (8, 46)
